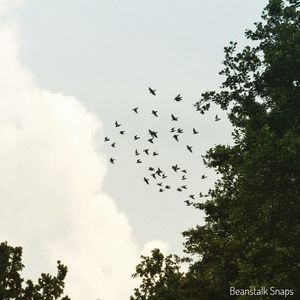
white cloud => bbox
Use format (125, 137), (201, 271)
(0, 2), (168, 300)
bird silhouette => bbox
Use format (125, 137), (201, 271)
(171, 114), (178, 121)
(193, 128), (199, 134)
(151, 173), (157, 179)
(170, 127), (175, 133)
(181, 169), (187, 174)
(156, 168), (163, 176)
(201, 175), (207, 179)
(174, 94), (182, 102)
(165, 185), (171, 189)
(120, 130), (125, 135)
(199, 192), (204, 198)
(215, 114), (221, 121)
(135, 149), (140, 156)
(159, 188), (164, 193)
(152, 110), (158, 117)
(136, 159), (142, 164)
(157, 182), (163, 187)
(148, 87), (156, 95)
(115, 121), (121, 127)
(104, 136), (110, 142)
(177, 128), (183, 133)
(189, 195), (195, 199)
(111, 142), (116, 148)
(181, 185), (187, 190)
(148, 138), (154, 144)
(148, 129), (158, 139)
(153, 151), (158, 156)
(144, 177), (150, 185)
(134, 135), (140, 140)
(173, 134), (179, 142)
(143, 149), (150, 155)
(132, 107), (139, 113)
(182, 175), (187, 180)
(187, 145), (193, 153)
(184, 200), (192, 206)
(149, 166), (155, 171)
(109, 158), (115, 164)
(177, 188), (182, 192)
(172, 164), (180, 172)
(162, 174), (167, 179)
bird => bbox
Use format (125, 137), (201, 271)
(172, 164), (180, 172)
(151, 173), (157, 179)
(162, 174), (167, 179)
(181, 169), (187, 174)
(184, 200), (192, 206)
(201, 175), (207, 179)
(193, 128), (199, 134)
(181, 185), (187, 190)
(109, 158), (115, 164)
(153, 151), (158, 156)
(173, 134), (179, 142)
(152, 110), (158, 117)
(177, 128), (183, 133)
(159, 188), (164, 193)
(156, 168), (163, 176)
(171, 114), (178, 121)
(120, 130), (125, 135)
(148, 138), (154, 144)
(148, 87), (156, 95)
(136, 159), (142, 164)
(189, 195), (195, 199)
(149, 167), (155, 171)
(111, 142), (116, 148)
(187, 145), (193, 153)
(135, 149), (140, 156)
(157, 182), (163, 187)
(104, 136), (110, 142)
(177, 188), (182, 192)
(134, 135), (140, 140)
(170, 127), (175, 133)
(148, 129), (158, 139)
(143, 149), (150, 155)
(182, 175), (187, 180)
(199, 192), (204, 198)
(144, 177), (150, 185)
(165, 185), (171, 190)
(215, 114), (221, 121)
(174, 94), (183, 102)
(115, 121), (121, 127)
(132, 107), (139, 113)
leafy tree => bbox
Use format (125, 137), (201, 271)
(0, 241), (70, 300)
(131, 0), (300, 299)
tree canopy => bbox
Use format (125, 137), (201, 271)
(131, 0), (300, 299)
(0, 241), (70, 300)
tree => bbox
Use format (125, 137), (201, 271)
(0, 241), (70, 300)
(131, 0), (300, 299)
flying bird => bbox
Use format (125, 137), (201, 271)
(170, 127), (175, 133)
(182, 175), (187, 180)
(104, 136), (110, 142)
(149, 167), (155, 171)
(134, 135), (140, 140)
(177, 188), (182, 192)
(143, 149), (150, 155)
(148, 138), (154, 144)
(189, 195), (195, 199)
(187, 145), (193, 153)
(177, 128), (183, 133)
(159, 188), (164, 193)
(181, 185), (187, 190)
(193, 128), (199, 135)
(173, 134), (179, 142)
(174, 94), (182, 102)
(215, 114), (221, 121)
(109, 158), (115, 164)
(156, 168), (163, 176)
(153, 151), (158, 156)
(152, 110), (158, 117)
(120, 130), (125, 135)
(148, 129), (158, 139)
(111, 142), (116, 148)
(199, 192), (204, 198)
(172, 164), (180, 172)
(135, 149), (140, 156)
(115, 121), (121, 127)
(181, 169), (187, 174)
(201, 175), (207, 179)
(165, 185), (171, 190)
(171, 114), (178, 121)
(162, 174), (167, 179)
(132, 107), (139, 113)
(136, 159), (142, 164)
(148, 87), (156, 95)
(157, 182), (163, 187)
(151, 173), (157, 179)
(144, 177), (150, 185)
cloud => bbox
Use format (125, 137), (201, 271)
(0, 3), (168, 300)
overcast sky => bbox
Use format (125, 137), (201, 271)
(0, 1), (267, 299)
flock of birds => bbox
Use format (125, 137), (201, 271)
(104, 87), (221, 206)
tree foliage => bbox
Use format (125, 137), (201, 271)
(0, 241), (70, 300)
(131, 0), (300, 299)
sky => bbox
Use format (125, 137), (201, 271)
(0, 0), (267, 299)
